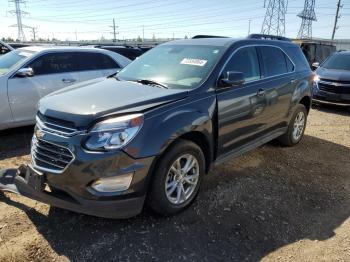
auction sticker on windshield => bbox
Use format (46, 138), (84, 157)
(181, 58), (207, 67)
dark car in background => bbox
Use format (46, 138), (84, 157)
(0, 40), (14, 55)
(84, 45), (151, 60)
(313, 51), (350, 106)
(0, 35), (313, 218)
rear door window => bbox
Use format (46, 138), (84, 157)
(259, 46), (293, 77)
(223, 46), (261, 82)
(79, 52), (119, 71)
(29, 52), (79, 75)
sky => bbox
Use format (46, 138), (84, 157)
(0, 0), (349, 41)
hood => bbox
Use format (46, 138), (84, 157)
(38, 78), (188, 127)
(316, 67), (350, 82)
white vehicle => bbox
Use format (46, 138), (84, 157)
(0, 46), (131, 130)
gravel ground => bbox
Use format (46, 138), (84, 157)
(0, 105), (349, 262)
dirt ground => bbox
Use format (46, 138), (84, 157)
(0, 105), (349, 262)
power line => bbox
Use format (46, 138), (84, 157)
(297, 0), (316, 39)
(26, 2), (265, 26)
(30, 0), (192, 18)
(261, 0), (288, 36)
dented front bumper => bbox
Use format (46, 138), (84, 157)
(0, 163), (150, 219)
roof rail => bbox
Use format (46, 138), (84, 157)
(192, 35), (229, 39)
(247, 34), (291, 42)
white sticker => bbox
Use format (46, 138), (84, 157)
(180, 58), (207, 67)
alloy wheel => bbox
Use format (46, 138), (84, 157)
(292, 111), (306, 141)
(165, 154), (199, 205)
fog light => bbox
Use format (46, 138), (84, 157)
(91, 173), (133, 193)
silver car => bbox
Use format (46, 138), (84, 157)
(0, 46), (131, 130)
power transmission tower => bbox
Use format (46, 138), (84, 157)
(297, 0), (316, 39)
(332, 0), (342, 40)
(8, 0), (29, 41)
(261, 0), (288, 36)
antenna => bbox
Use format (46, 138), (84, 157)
(8, 0), (29, 41)
(261, 0), (288, 36)
(297, 0), (317, 39)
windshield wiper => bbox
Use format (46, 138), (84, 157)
(134, 79), (168, 89)
(107, 72), (121, 80)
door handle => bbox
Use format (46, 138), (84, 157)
(257, 88), (265, 96)
(62, 78), (76, 83)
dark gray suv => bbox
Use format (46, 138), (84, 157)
(313, 51), (350, 106)
(0, 35), (313, 218)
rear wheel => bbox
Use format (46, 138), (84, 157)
(148, 139), (205, 215)
(278, 104), (307, 146)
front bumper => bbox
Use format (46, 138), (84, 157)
(313, 82), (350, 106)
(0, 167), (146, 218)
(0, 129), (155, 218)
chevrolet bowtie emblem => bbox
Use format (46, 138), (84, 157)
(35, 128), (44, 139)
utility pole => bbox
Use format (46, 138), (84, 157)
(332, 0), (342, 40)
(9, 0), (29, 41)
(31, 27), (38, 41)
(297, 0), (316, 39)
(112, 19), (116, 42)
(261, 0), (288, 36)
(142, 25), (145, 42)
(109, 19), (118, 42)
(248, 19), (251, 35)
(75, 29), (78, 42)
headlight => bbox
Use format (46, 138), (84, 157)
(84, 114), (143, 151)
(313, 74), (320, 82)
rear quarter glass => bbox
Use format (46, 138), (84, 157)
(286, 46), (310, 71)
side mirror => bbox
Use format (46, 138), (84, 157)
(311, 62), (319, 70)
(219, 71), (245, 88)
(16, 67), (34, 77)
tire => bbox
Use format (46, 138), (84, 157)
(278, 104), (308, 146)
(148, 139), (205, 216)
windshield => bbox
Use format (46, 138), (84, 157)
(117, 45), (224, 89)
(322, 54), (350, 71)
(0, 50), (34, 75)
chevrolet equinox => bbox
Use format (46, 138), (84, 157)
(0, 35), (313, 218)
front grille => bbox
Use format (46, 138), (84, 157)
(31, 137), (74, 173)
(320, 78), (350, 85)
(318, 81), (350, 94)
(36, 112), (81, 137)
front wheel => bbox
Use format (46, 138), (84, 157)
(278, 104), (308, 146)
(148, 139), (205, 215)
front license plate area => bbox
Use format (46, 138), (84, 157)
(26, 168), (45, 191)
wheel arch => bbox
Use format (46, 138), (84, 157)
(299, 95), (311, 113)
(177, 131), (212, 174)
